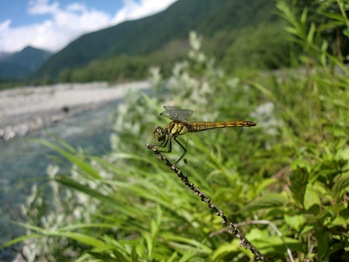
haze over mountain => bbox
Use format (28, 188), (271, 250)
(35, 0), (279, 79)
(0, 46), (52, 80)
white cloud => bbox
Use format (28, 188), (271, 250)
(28, 0), (59, 15)
(0, 19), (11, 32)
(0, 0), (177, 53)
(113, 0), (177, 24)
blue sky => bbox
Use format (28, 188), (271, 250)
(0, 0), (177, 53)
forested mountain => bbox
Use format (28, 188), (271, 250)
(0, 46), (52, 80)
(35, 0), (280, 80)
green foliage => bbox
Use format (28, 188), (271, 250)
(59, 47), (188, 84)
(277, 0), (349, 67)
(4, 1), (349, 260)
(207, 23), (291, 71)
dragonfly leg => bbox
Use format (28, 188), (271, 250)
(174, 137), (187, 164)
(153, 135), (168, 148)
(153, 138), (173, 154)
(167, 139), (172, 153)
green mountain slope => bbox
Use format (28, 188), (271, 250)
(35, 0), (278, 79)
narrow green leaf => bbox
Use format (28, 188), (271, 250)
(37, 140), (101, 179)
(168, 252), (179, 262)
(53, 232), (105, 247)
(4, 230), (104, 249)
(332, 173), (349, 198)
(58, 223), (117, 231)
(255, 178), (278, 195)
(243, 193), (287, 211)
(211, 241), (240, 261)
(285, 26), (298, 35)
(151, 220), (159, 238)
(289, 167), (309, 208)
(144, 233), (153, 258)
(321, 12), (347, 22)
(320, 40), (329, 65)
(156, 204), (163, 226)
(163, 233), (211, 252)
(300, 7), (308, 24)
(253, 236), (303, 254)
(54, 175), (116, 207)
(74, 253), (94, 262)
(2, 234), (42, 247)
(307, 22), (316, 44)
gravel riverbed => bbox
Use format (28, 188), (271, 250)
(0, 81), (149, 142)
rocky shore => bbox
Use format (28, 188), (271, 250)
(0, 81), (149, 142)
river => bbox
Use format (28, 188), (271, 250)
(0, 84), (150, 260)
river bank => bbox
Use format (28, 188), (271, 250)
(0, 81), (149, 142)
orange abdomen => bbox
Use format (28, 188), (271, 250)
(188, 121), (256, 132)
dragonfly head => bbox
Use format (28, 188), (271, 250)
(153, 126), (167, 142)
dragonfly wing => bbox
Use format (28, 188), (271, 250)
(161, 106), (194, 121)
(182, 129), (218, 167)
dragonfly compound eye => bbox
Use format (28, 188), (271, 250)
(153, 126), (166, 141)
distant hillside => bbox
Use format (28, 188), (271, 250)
(0, 46), (52, 80)
(35, 0), (279, 79)
(0, 51), (12, 60)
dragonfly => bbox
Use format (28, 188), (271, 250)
(153, 106), (256, 165)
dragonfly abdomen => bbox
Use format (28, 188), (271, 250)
(188, 121), (256, 132)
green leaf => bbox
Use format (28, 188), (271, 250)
(307, 22), (316, 44)
(162, 233), (211, 253)
(284, 214), (306, 231)
(144, 233), (153, 258)
(253, 236), (303, 254)
(2, 234), (42, 247)
(285, 26), (299, 36)
(211, 240), (241, 261)
(54, 175), (116, 207)
(332, 173), (349, 198)
(255, 178), (278, 195)
(299, 225), (315, 236)
(317, 231), (330, 259)
(337, 146), (349, 159)
(329, 216), (347, 227)
(5, 225), (105, 248)
(343, 28), (349, 37)
(243, 193), (287, 211)
(58, 223), (117, 232)
(168, 252), (179, 262)
(54, 232), (105, 247)
(320, 40), (329, 65)
(304, 184), (321, 210)
(36, 140), (102, 179)
(321, 12), (347, 22)
(289, 167), (309, 208)
(300, 7), (308, 24)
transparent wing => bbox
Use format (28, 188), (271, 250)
(160, 106), (194, 121)
(181, 129), (218, 167)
